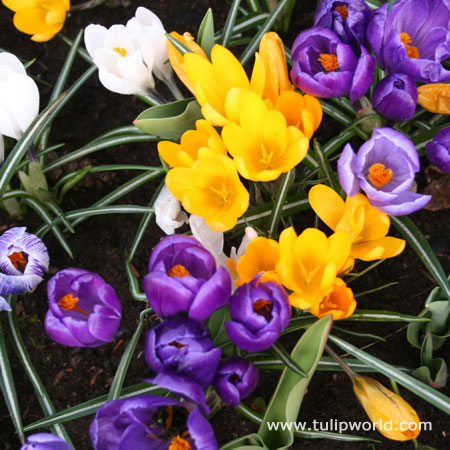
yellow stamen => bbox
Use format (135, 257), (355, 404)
(167, 265), (191, 277)
(318, 53), (339, 72)
(57, 294), (89, 315)
(259, 143), (274, 169)
(209, 183), (231, 204)
(368, 163), (393, 188)
(8, 252), (27, 272)
(113, 47), (127, 57)
(335, 5), (349, 20)
(400, 32), (419, 59)
(169, 436), (191, 450)
(253, 299), (273, 321)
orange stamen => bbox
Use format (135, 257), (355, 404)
(335, 5), (349, 20)
(113, 47), (127, 57)
(8, 252), (27, 272)
(169, 340), (187, 349)
(368, 163), (393, 188)
(169, 436), (191, 450)
(57, 294), (89, 315)
(167, 264), (191, 277)
(253, 299), (273, 321)
(400, 32), (420, 58)
(318, 53), (339, 72)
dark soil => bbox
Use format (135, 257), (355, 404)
(0, 1), (449, 449)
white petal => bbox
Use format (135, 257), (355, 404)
(98, 66), (144, 95)
(0, 52), (26, 75)
(116, 50), (154, 90)
(154, 185), (188, 235)
(104, 25), (135, 53)
(0, 105), (20, 139)
(84, 24), (107, 58)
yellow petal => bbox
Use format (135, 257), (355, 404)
(250, 52), (266, 97)
(304, 94), (323, 130)
(325, 230), (351, 272)
(351, 236), (405, 261)
(309, 184), (345, 230)
(294, 228), (328, 271)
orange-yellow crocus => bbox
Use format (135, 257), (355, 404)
(167, 31), (208, 94)
(276, 227), (351, 309)
(3, 0), (70, 42)
(353, 376), (421, 441)
(417, 83), (450, 114)
(158, 119), (227, 168)
(309, 278), (356, 320)
(221, 88), (309, 182)
(165, 149), (249, 232)
(309, 184), (405, 261)
(184, 44), (265, 126)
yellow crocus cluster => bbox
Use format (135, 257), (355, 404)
(161, 31), (322, 231)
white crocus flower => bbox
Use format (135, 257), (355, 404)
(84, 23), (154, 95)
(154, 185), (188, 235)
(0, 52), (39, 140)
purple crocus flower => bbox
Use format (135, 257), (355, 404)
(290, 27), (374, 102)
(213, 357), (259, 407)
(367, 0), (450, 83)
(0, 227), (49, 311)
(20, 433), (71, 450)
(372, 73), (418, 122)
(44, 268), (122, 348)
(144, 235), (231, 322)
(314, 0), (371, 49)
(145, 317), (221, 414)
(338, 127), (432, 215)
(90, 394), (217, 450)
(225, 275), (291, 353)
(426, 126), (450, 173)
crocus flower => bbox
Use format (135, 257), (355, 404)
(367, 0), (450, 83)
(337, 127), (431, 215)
(426, 127), (450, 173)
(276, 227), (351, 309)
(158, 119), (227, 168)
(0, 52), (39, 140)
(353, 376), (421, 441)
(290, 27), (374, 102)
(154, 185), (188, 235)
(20, 433), (71, 450)
(45, 268), (122, 348)
(165, 149), (250, 232)
(309, 184), (405, 261)
(417, 83), (450, 114)
(213, 357), (259, 406)
(145, 317), (221, 413)
(314, 0), (371, 49)
(221, 88), (309, 182)
(372, 73), (418, 122)
(309, 278), (356, 320)
(2, 0), (69, 42)
(143, 234), (231, 321)
(0, 227), (49, 310)
(90, 394), (217, 450)
(225, 275), (291, 352)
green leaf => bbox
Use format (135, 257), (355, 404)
(221, 0), (242, 47)
(208, 306), (231, 347)
(219, 433), (268, 450)
(345, 309), (431, 322)
(313, 139), (338, 191)
(412, 358), (447, 389)
(268, 169), (294, 239)
(166, 34), (192, 55)
(258, 316), (332, 449)
(134, 99), (202, 140)
(197, 8), (215, 58)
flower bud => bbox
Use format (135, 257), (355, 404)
(426, 126), (450, 173)
(372, 73), (417, 122)
(417, 83), (450, 114)
(353, 376), (421, 441)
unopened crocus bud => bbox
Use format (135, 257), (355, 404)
(417, 83), (450, 114)
(426, 126), (450, 173)
(353, 376), (421, 441)
(372, 73), (417, 122)
(19, 161), (51, 203)
(20, 433), (71, 450)
(154, 185), (188, 235)
(213, 357), (259, 406)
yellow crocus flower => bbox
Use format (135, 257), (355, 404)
(276, 227), (351, 309)
(165, 149), (249, 232)
(417, 83), (450, 114)
(3, 0), (70, 42)
(309, 184), (405, 261)
(158, 119), (227, 168)
(167, 31), (208, 94)
(353, 376), (421, 441)
(221, 88), (309, 182)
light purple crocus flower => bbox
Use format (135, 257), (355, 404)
(0, 227), (49, 311)
(90, 394), (217, 450)
(314, 0), (371, 49)
(225, 275), (291, 353)
(20, 433), (72, 450)
(367, 0), (450, 83)
(44, 268), (122, 348)
(426, 126), (450, 173)
(213, 357), (259, 407)
(338, 127), (432, 215)
(145, 316), (221, 414)
(372, 73), (418, 122)
(290, 27), (374, 102)
(144, 235), (231, 322)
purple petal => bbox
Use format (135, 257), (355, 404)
(187, 406), (218, 450)
(88, 304), (121, 343)
(338, 143), (360, 196)
(367, 3), (388, 67)
(21, 433), (72, 450)
(349, 46), (375, 103)
(0, 296), (11, 312)
(370, 191), (432, 215)
(225, 321), (279, 352)
(44, 310), (84, 347)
